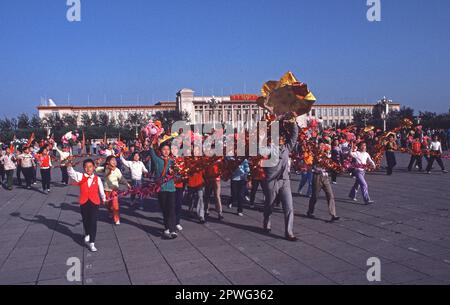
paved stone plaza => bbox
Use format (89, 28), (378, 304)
(0, 154), (449, 285)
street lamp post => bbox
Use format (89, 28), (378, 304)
(378, 96), (392, 132)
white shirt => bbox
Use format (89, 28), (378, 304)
(1, 154), (16, 171)
(120, 155), (148, 180)
(429, 141), (442, 153)
(351, 151), (375, 168)
(67, 166), (106, 201)
(54, 144), (71, 162)
(104, 149), (114, 157)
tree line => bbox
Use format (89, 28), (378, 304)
(352, 106), (450, 130)
(0, 111), (190, 142)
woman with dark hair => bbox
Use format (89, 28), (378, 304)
(385, 134), (398, 175)
(149, 140), (178, 239)
(36, 146), (52, 193)
(120, 151), (148, 207)
(348, 142), (376, 204)
(96, 155), (130, 225)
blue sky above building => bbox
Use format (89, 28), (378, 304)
(0, 0), (449, 117)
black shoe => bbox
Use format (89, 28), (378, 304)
(330, 216), (340, 222)
(306, 213), (316, 219)
(263, 227), (271, 234)
(199, 218), (206, 224)
(218, 214), (224, 221)
(285, 235), (298, 242)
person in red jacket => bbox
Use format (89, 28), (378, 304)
(67, 159), (106, 252)
(36, 146), (53, 193)
(408, 137), (423, 171)
(204, 159), (223, 221)
(186, 146), (206, 223)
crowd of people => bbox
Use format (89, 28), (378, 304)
(0, 119), (448, 252)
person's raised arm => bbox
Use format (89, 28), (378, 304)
(120, 154), (132, 168)
(67, 162), (83, 182)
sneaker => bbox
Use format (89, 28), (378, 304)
(218, 213), (224, 221)
(245, 195), (250, 202)
(366, 200), (375, 205)
(115, 220), (120, 226)
(332, 181), (337, 185)
(442, 170), (448, 174)
(237, 212), (244, 217)
(84, 235), (90, 244)
(27, 186), (31, 190)
(163, 229), (171, 237)
(170, 232), (178, 239)
(426, 171), (431, 174)
(176, 224), (183, 232)
(199, 218), (206, 224)
(89, 243), (97, 252)
(47, 189), (51, 193)
(228, 203), (232, 209)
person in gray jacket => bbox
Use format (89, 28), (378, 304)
(261, 116), (299, 241)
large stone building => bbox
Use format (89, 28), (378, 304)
(37, 89), (400, 128)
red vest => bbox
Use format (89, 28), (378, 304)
(78, 175), (101, 205)
(40, 155), (51, 168)
(412, 142), (422, 155)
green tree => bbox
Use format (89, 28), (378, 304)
(30, 115), (42, 129)
(81, 113), (92, 127)
(62, 114), (78, 128)
(98, 112), (109, 127)
(17, 113), (30, 129)
(91, 112), (101, 127)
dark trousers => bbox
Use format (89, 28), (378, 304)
(61, 166), (69, 184)
(6, 170), (14, 190)
(21, 167), (33, 188)
(426, 155), (445, 172)
(386, 151), (397, 175)
(16, 166), (22, 185)
(32, 167), (37, 183)
(80, 201), (99, 243)
(175, 187), (184, 225)
(40, 168), (51, 190)
(250, 179), (262, 204)
(131, 179), (142, 202)
(408, 155), (422, 171)
(158, 191), (176, 233)
(230, 180), (246, 213)
(330, 171), (338, 183)
(0, 164), (5, 182)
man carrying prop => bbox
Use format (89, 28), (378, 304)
(258, 71), (316, 242)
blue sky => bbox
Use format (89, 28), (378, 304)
(0, 0), (449, 117)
